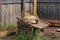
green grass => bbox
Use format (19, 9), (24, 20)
(12, 28), (47, 40)
(0, 24), (16, 31)
(33, 28), (47, 40)
(12, 30), (31, 40)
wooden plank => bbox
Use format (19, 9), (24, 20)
(0, 27), (17, 38)
(34, 0), (37, 16)
(37, 2), (60, 21)
(1, 5), (6, 26)
(38, 18), (51, 25)
(0, 0), (1, 27)
(6, 5), (9, 25)
(19, 18), (49, 29)
(12, 4), (21, 24)
(1, 4), (21, 25)
(7, 5), (11, 24)
(31, 0), (60, 2)
(46, 20), (60, 26)
(10, 5), (13, 24)
(2, 0), (21, 3)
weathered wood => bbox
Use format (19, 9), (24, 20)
(0, 27), (18, 38)
(0, 0), (2, 27)
(1, 4), (21, 25)
(46, 20), (60, 26)
(34, 0), (37, 16)
(17, 17), (48, 40)
(19, 18), (49, 29)
(2, 0), (21, 3)
(37, 1), (60, 21)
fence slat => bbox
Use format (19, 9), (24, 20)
(1, 4), (21, 25)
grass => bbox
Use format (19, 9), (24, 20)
(12, 28), (47, 40)
(33, 28), (47, 40)
(0, 24), (16, 31)
(12, 30), (31, 40)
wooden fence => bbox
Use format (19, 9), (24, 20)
(0, 0), (33, 26)
(1, 0), (60, 26)
(1, 4), (21, 25)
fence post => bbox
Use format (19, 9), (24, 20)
(0, 0), (2, 27)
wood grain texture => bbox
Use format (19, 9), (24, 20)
(2, 0), (21, 3)
(0, 0), (2, 27)
(19, 18), (49, 29)
(1, 4), (21, 25)
(1, 0), (60, 26)
(34, 0), (37, 16)
(37, 1), (60, 21)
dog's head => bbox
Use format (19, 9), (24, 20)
(23, 10), (29, 16)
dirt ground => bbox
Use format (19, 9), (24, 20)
(44, 26), (60, 40)
(2, 26), (60, 40)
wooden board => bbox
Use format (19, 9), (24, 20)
(1, 4), (21, 25)
(46, 20), (60, 26)
(0, 27), (17, 38)
(19, 18), (49, 29)
(0, 0), (1, 27)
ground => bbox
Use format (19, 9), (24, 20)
(44, 26), (60, 40)
(2, 26), (60, 40)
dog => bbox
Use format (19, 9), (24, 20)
(22, 10), (38, 24)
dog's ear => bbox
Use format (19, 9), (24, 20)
(23, 10), (25, 13)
